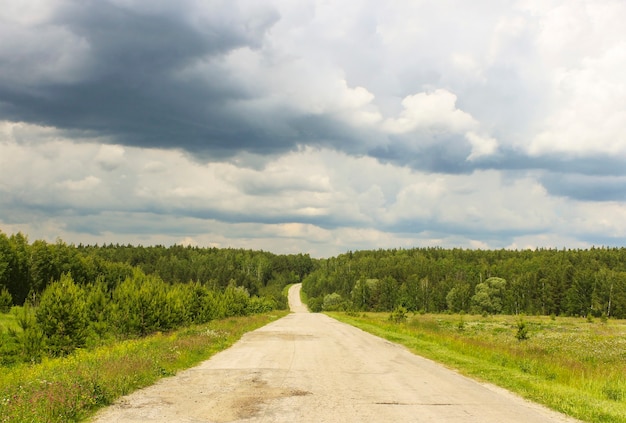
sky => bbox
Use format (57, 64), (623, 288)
(1, 0), (626, 258)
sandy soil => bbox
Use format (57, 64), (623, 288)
(90, 284), (581, 422)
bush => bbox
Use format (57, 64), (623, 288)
(322, 293), (345, 311)
(308, 296), (323, 312)
(515, 319), (529, 341)
(111, 271), (171, 337)
(221, 285), (251, 317)
(36, 274), (88, 356)
(13, 303), (45, 362)
(389, 305), (408, 323)
(0, 287), (12, 313)
(248, 297), (276, 314)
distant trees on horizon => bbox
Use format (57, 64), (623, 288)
(302, 247), (626, 318)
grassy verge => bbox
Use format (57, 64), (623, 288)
(282, 283), (294, 298)
(329, 312), (626, 423)
(0, 311), (287, 423)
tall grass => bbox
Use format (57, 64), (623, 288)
(330, 312), (626, 423)
(0, 311), (287, 423)
(0, 308), (18, 332)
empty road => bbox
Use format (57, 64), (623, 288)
(91, 284), (580, 422)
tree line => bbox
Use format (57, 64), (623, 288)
(302, 247), (626, 318)
(4, 230), (626, 364)
(0, 231), (314, 364)
(0, 231), (314, 308)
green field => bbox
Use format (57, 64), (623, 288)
(329, 312), (626, 423)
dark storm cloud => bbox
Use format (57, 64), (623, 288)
(369, 134), (475, 174)
(469, 147), (626, 177)
(0, 1), (297, 156)
(540, 173), (626, 202)
(0, 1), (518, 172)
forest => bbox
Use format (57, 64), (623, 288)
(3, 230), (626, 365)
(302, 247), (626, 318)
(0, 231), (313, 364)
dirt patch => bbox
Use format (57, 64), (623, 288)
(208, 375), (311, 422)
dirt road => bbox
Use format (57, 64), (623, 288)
(91, 284), (580, 422)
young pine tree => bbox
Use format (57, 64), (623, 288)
(36, 273), (89, 356)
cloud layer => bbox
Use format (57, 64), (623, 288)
(1, 0), (626, 256)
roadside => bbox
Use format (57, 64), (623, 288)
(90, 284), (580, 422)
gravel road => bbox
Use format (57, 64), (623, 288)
(90, 284), (580, 422)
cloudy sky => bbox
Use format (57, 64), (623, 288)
(1, 0), (626, 257)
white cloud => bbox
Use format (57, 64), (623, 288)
(96, 144), (126, 171)
(383, 89), (477, 135)
(513, 0), (626, 156)
(465, 132), (499, 160)
(58, 175), (101, 191)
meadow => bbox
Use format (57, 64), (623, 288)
(0, 311), (287, 423)
(329, 312), (626, 423)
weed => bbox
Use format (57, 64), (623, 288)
(602, 380), (625, 401)
(389, 306), (407, 323)
(515, 319), (529, 341)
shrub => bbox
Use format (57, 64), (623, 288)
(389, 305), (408, 323)
(13, 303), (45, 362)
(307, 296), (323, 312)
(322, 293), (344, 311)
(515, 319), (529, 341)
(36, 273), (88, 356)
(248, 296), (276, 314)
(111, 271), (171, 336)
(0, 286), (12, 313)
(221, 285), (251, 317)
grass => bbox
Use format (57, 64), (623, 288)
(0, 311), (288, 423)
(329, 312), (626, 423)
(0, 308), (19, 333)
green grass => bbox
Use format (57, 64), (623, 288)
(0, 311), (288, 423)
(282, 283), (295, 299)
(329, 312), (626, 423)
(0, 308), (19, 333)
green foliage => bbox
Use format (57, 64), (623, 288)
(0, 232), (298, 372)
(446, 282), (470, 313)
(322, 292), (345, 311)
(247, 296), (276, 314)
(221, 285), (251, 317)
(456, 316), (466, 331)
(36, 274), (89, 356)
(515, 318), (529, 341)
(302, 247), (626, 318)
(389, 305), (408, 323)
(471, 277), (506, 315)
(111, 271), (172, 336)
(307, 296), (323, 312)
(13, 304), (45, 363)
(85, 279), (112, 341)
(0, 286), (12, 312)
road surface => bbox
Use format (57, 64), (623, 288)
(90, 284), (580, 422)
